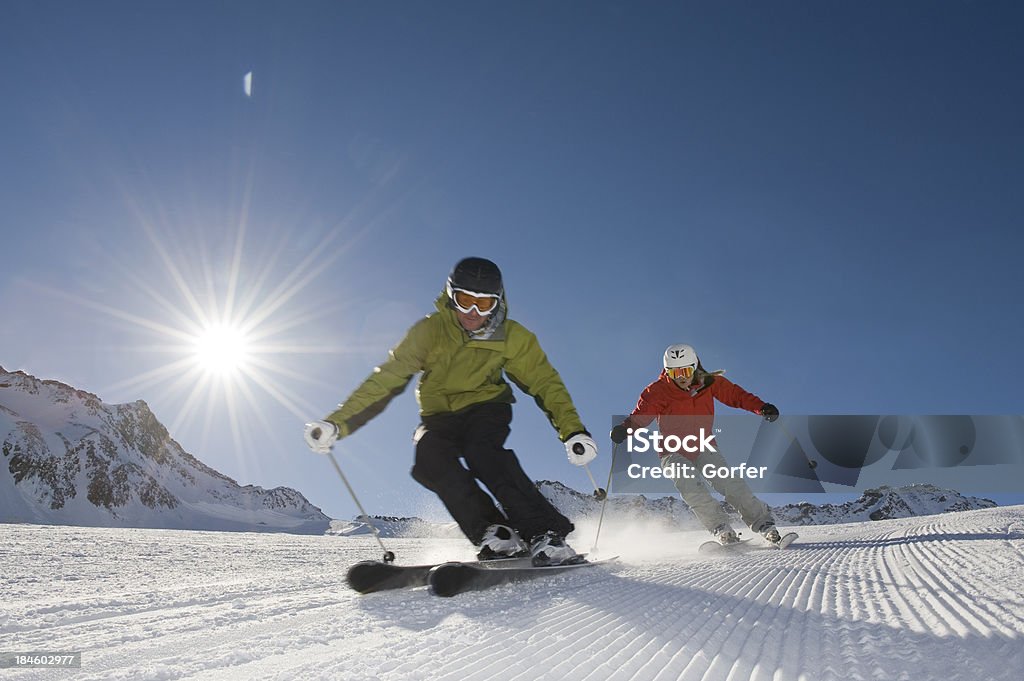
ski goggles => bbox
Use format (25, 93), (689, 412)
(665, 365), (696, 381)
(450, 288), (501, 315)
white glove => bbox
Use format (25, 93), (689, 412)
(565, 433), (598, 466)
(304, 420), (339, 454)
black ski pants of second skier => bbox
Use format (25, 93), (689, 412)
(410, 401), (573, 545)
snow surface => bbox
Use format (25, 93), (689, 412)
(3, 505), (1023, 680)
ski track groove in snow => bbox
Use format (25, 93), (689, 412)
(3, 507), (1024, 680)
(920, 521), (1023, 637)
(903, 527), (995, 637)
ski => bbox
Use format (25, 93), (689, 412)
(698, 537), (755, 554)
(698, 531), (798, 555)
(427, 556), (618, 597)
(346, 556), (533, 594)
(773, 531), (799, 549)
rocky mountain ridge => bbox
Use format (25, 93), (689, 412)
(330, 481), (998, 539)
(536, 480), (998, 530)
(0, 366), (330, 533)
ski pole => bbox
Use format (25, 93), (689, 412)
(324, 449), (395, 563)
(590, 441), (619, 554)
(772, 416), (817, 469)
(582, 463), (607, 500)
(573, 442), (607, 499)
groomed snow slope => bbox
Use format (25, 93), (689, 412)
(2, 505), (1023, 680)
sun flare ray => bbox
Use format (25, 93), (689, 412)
(38, 175), (408, 474)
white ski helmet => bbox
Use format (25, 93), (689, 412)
(663, 343), (698, 370)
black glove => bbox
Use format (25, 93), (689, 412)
(760, 403), (780, 422)
(610, 423), (629, 444)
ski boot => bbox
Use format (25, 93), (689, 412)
(529, 531), (583, 566)
(759, 524), (782, 545)
(476, 524), (528, 561)
(715, 525), (741, 546)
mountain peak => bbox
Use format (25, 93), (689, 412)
(1, 367), (329, 533)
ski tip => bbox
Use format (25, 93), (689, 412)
(427, 562), (474, 598)
(776, 531), (799, 549)
(345, 560), (433, 594)
(345, 560), (386, 594)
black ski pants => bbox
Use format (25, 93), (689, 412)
(410, 401), (573, 545)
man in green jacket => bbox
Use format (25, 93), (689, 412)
(304, 257), (598, 565)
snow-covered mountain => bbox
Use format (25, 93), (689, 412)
(537, 480), (997, 531)
(325, 482), (999, 540)
(771, 483), (997, 524)
(0, 367), (330, 533)
(1, 365), (996, 538)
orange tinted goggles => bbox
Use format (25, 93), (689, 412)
(451, 288), (500, 315)
(666, 365), (695, 381)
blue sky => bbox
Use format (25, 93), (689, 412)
(3, 1), (1023, 520)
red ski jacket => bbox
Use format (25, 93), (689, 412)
(623, 373), (766, 461)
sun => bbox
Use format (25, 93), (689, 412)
(39, 183), (376, 463)
(193, 323), (251, 376)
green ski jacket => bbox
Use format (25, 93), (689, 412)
(325, 293), (586, 442)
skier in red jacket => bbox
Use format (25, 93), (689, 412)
(611, 343), (783, 546)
